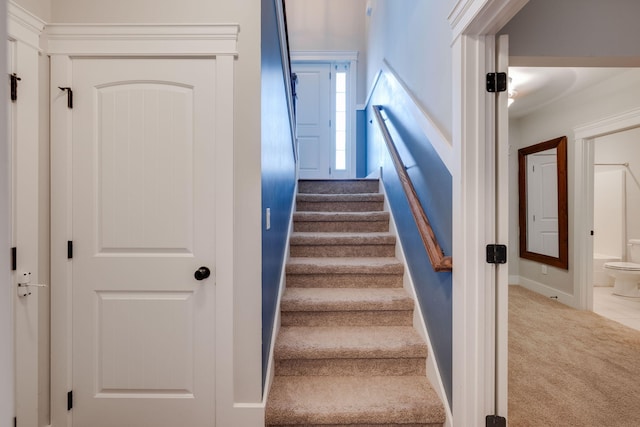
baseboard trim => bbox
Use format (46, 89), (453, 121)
(381, 184), (453, 427)
(509, 274), (520, 285)
(516, 277), (578, 308)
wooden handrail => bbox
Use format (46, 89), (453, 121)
(372, 105), (452, 272)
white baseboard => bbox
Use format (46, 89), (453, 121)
(509, 274), (520, 285)
(516, 276), (579, 308)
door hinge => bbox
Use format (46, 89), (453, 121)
(11, 247), (16, 271)
(486, 415), (506, 427)
(67, 241), (73, 259)
(67, 390), (73, 411)
(9, 73), (21, 102)
(58, 87), (73, 109)
(486, 72), (507, 93)
(486, 244), (507, 264)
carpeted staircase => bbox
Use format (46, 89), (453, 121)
(265, 179), (445, 427)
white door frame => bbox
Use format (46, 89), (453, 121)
(449, 0), (528, 425)
(0, 0), (14, 423)
(291, 50), (358, 179)
(573, 107), (640, 311)
(47, 24), (239, 427)
(8, 3), (46, 427)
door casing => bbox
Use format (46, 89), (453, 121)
(48, 24), (242, 427)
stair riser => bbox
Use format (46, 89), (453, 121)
(286, 273), (403, 288)
(275, 358), (426, 377)
(291, 245), (395, 258)
(281, 310), (413, 327)
(296, 201), (384, 212)
(293, 221), (389, 233)
(298, 180), (379, 194)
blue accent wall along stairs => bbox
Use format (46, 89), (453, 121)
(261, 0), (297, 391)
(366, 72), (453, 406)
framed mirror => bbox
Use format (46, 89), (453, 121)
(518, 136), (569, 269)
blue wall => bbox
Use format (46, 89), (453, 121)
(261, 0), (297, 392)
(366, 72), (453, 406)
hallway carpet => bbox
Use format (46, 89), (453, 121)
(265, 179), (445, 427)
(509, 285), (640, 426)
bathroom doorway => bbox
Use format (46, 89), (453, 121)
(590, 127), (640, 329)
(575, 110), (640, 314)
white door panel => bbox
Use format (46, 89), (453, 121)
(294, 63), (331, 179)
(527, 152), (559, 257)
(72, 58), (215, 427)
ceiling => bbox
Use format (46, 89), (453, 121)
(507, 67), (634, 118)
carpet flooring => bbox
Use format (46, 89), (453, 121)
(265, 179), (445, 426)
(509, 285), (640, 426)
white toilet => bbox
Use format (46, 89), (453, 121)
(604, 239), (640, 297)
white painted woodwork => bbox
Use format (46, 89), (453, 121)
(574, 107), (640, 311)
(0, 1), (12, 422)
(292, 51), (358, 180)
(8, 4), (46, 426)
(49, 25), (241, 427)
(294, 62), (331, 179)
(494, 33), (510, 421)
(526, 151), (559, 257)
(71, 57), (216, 427)
(449, 1), (527, 424)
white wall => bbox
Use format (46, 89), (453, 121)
(509, 69), (640, 298)
(595, 128), (640, 255)
(12, 0), (50, 21)
(366, 0), (453, 140)
(46, 0), (263, 406)
(285, 0), (368, 104)
(501, 0), (640, 61)
(0, 1), (15, 426)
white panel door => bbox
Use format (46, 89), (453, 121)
(527, 150), (559, 257)
(71, 58), (216, 427)
(294, 63), (331, 179)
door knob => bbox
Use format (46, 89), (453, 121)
(194, 266), (211, 281)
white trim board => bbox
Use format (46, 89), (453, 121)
(44, 23), (239, 56)
(573, 107), (640, 311)
(290, 50), (358, 62)
(374, 60), (453, 174)
(447, 1), (529, 425)
(8, 1), (45, 50)
(517, 277), (578, 308)
(48, 24), (244, 427)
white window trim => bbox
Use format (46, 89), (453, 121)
(291, 51), (358, 179)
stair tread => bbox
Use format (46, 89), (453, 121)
(293, 211), (389, 221)
(287, 257), (403, 273)
(297, 193), (384, 202)
(275, 326), (427, 359)
(290, 232), (395, 244)
(281, 288), (414, 311)
(265, 375), (445, 425)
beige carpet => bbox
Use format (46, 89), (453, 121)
(509, 285), (640, 426)
(265, 179), (445, 426)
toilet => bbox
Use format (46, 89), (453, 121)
(604, 239), (640, 297)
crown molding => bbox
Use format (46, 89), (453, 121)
(44, 24), (239, 56)
(8, 1), (46, 51)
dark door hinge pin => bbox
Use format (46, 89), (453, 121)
(58, 87), (73, 109)
(9, 73), (21, 102)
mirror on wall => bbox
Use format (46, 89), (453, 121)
(518, 136), (569, 269)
